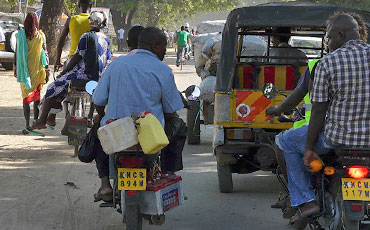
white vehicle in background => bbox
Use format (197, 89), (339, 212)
(289, 36), (323, 60)
(0, 13), (23, 70)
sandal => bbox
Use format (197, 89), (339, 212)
(93, 189), (113, 202)
(22, 128), (45, 137)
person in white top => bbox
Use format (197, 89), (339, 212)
(117, 28), (124, 51)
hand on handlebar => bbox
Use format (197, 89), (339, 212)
(265, 105), (281, 117)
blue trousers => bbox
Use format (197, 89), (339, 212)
(275, 125), (338, 207)
(176, 45), (187, 65)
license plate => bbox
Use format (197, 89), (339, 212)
(118, 168), (146, 190)
(342, 178), (370, 201)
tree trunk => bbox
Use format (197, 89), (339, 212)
(110, 2), (138, 49)
(39, 0), (64, 65)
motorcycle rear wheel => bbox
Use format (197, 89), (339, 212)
(126, 204), (142, 230)
(335, 190), (360, 230)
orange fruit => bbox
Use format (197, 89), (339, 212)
(310, 160), (323, 172)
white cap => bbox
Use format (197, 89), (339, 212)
(184, 23), (190, 28)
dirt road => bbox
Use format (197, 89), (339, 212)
(0, 49), (290, 230)
(0, 49), (200, 230)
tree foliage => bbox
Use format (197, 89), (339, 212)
(296, 0), (370, 11)
(135, 0), (239, 29)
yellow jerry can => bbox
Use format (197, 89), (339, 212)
(137, 112), (169, 154)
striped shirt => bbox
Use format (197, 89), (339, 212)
(311, 40), (370, 147)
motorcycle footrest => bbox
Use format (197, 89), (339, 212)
(99, 202), (114, 208)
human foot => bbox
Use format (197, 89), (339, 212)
(32, 119), (47, 130)
(46, 114), (56, 127)
(289, 201), (320, 227)
(93, 188), (113, 202)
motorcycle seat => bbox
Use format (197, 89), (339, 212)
(69, 79), (89, 91)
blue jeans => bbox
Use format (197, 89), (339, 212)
(176, 45), (186, 65)
(275, 125), (339, 207)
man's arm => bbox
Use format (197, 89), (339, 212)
(303, 61), (330, 166)
(161, 73), (184, 114)
(57, 53), (82, 77)
(265, 88), (306, 116)
(55, 18), (70, 66)
(266, 68), (310, 116)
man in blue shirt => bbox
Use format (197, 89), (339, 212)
(91, 27), (184, 200)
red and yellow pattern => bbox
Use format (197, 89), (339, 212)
(237, 65), (307, 90)
(235, 91), (271, 122)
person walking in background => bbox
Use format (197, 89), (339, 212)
(175, 26), (190, 67)
(117, 28), (125, 51)
(14, 13), (49, 135)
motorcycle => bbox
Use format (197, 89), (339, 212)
(90, 84), (199, 230)
(263, 83), (370, 230)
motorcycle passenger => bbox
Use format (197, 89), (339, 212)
(266, 12), (369, 213)
(48, 0), (92, 130)
(91, 27), (184, 201)
(279, 13), (370, 227)
(33, 11), (112, 130)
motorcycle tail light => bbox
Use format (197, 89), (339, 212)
(347, 166), (369, 179)
(119, 158), (145, 167)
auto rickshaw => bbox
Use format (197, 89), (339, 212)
(213, 2), (370, 193)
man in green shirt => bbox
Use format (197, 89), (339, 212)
(176, 26), (190, 67)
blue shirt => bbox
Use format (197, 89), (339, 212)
(93, 49), (184, 126)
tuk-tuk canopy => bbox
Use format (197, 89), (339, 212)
(216, 1), (370, 93)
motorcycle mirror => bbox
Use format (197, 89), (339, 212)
(185, 85), (201, 101)
(262, 83), (277, 99)
(85, 81), (98, 95)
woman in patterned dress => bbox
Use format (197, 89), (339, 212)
(33, 11), (111, 129)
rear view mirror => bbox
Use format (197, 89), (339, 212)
(85, 81), (98, 95)
(185, 85), (201, 101)
(262, 83), (276, 99)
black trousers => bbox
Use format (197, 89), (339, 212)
(94, 139), (109, 178)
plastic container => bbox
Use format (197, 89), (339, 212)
(97, 117), (138, 155)
(137, 112), (169, 154)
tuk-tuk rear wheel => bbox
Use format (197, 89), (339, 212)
(217, 163), (233, 193)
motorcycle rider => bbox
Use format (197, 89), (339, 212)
(277, 13), (370, 227)
(266, 12), (368, 213)
(92, 27), (184, 200)
(175, 26), (190, 67)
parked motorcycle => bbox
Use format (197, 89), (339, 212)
(263, 83), (370, 230)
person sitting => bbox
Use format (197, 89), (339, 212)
(265, 27), (308, 64)
(126, 25), (145, 52)
(280, 13), (370, 228)
(33, 11), (112, 130)
(91, 27), (184, 201)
